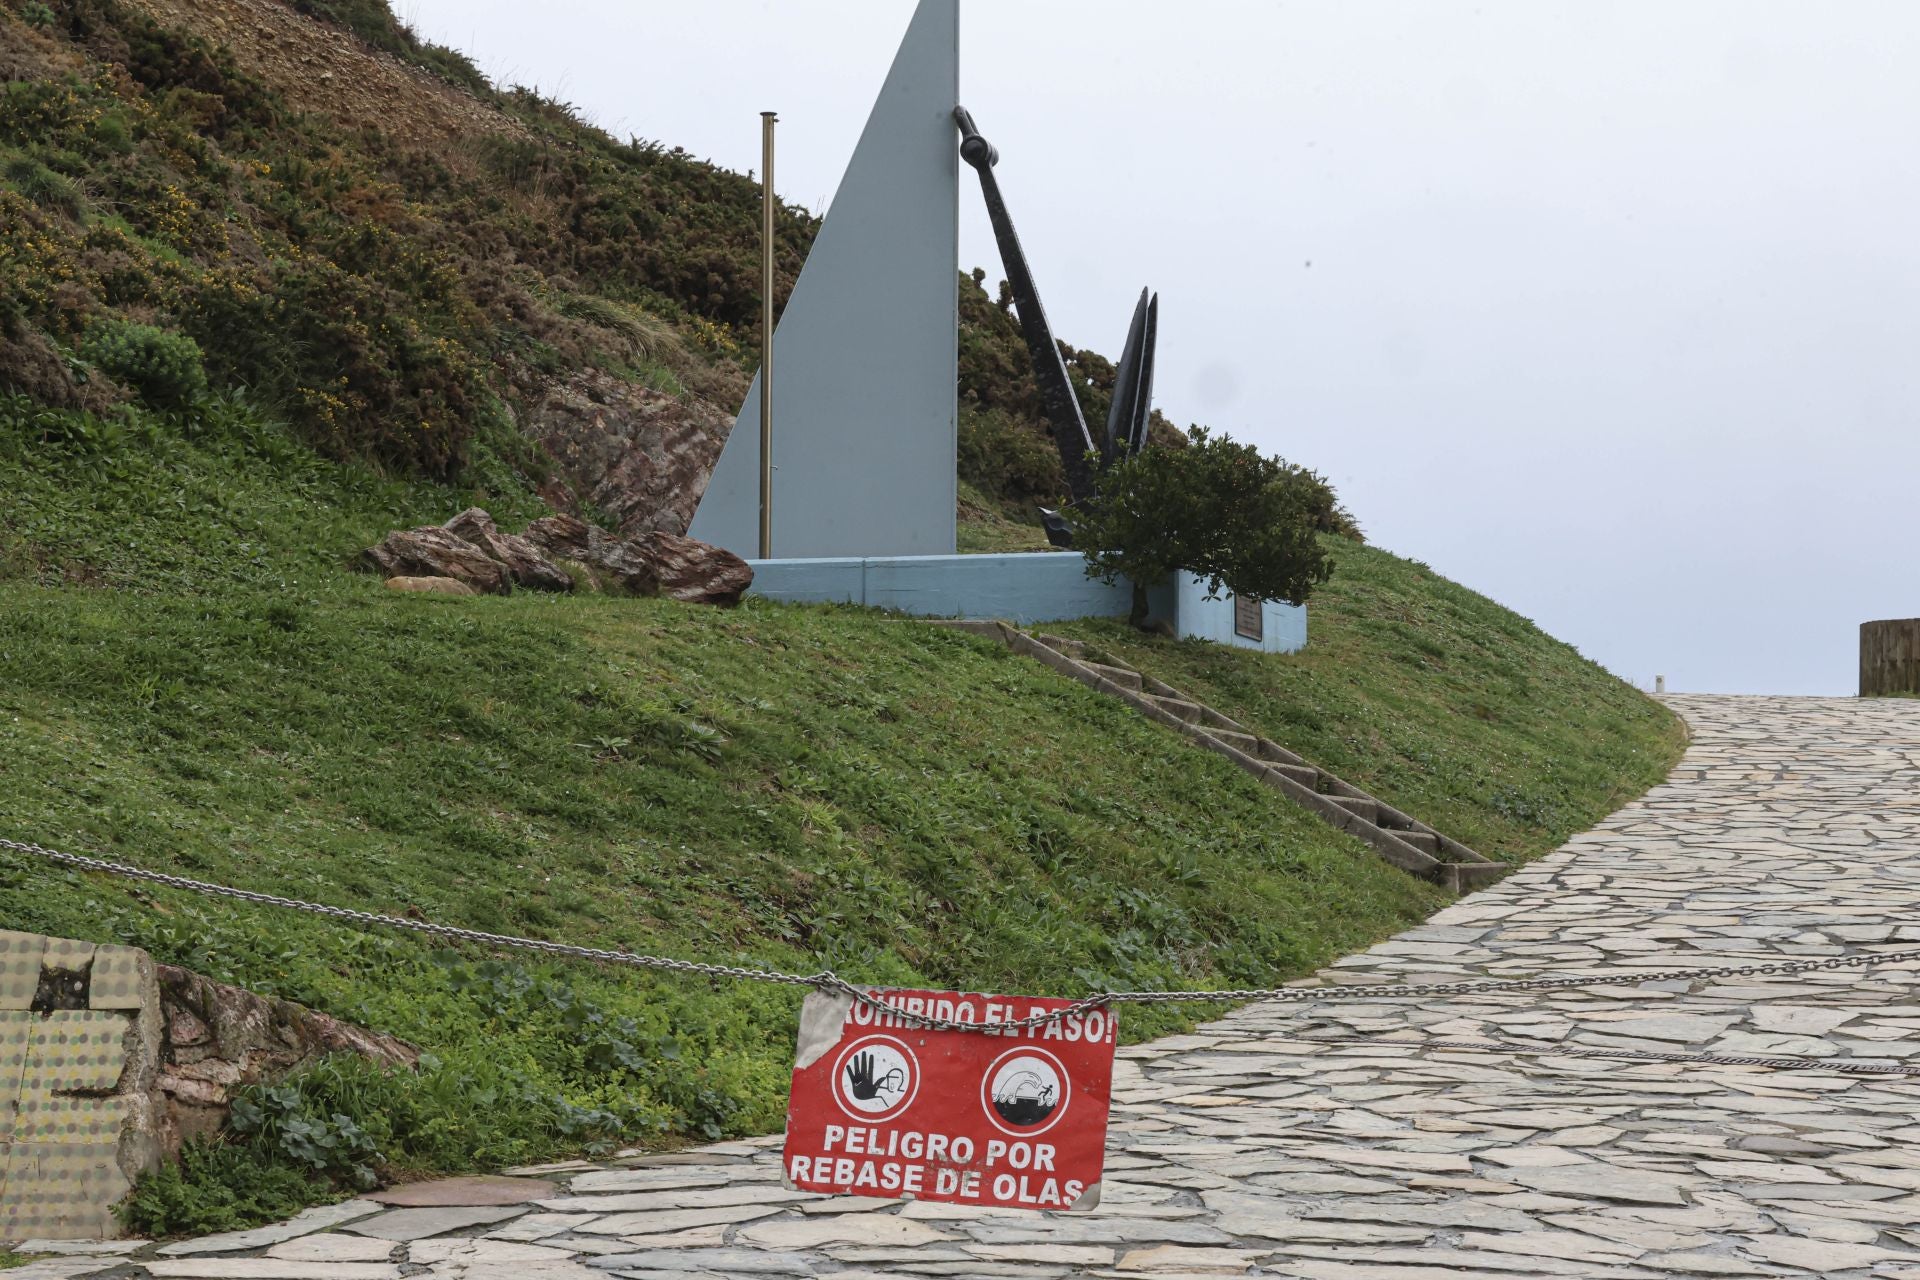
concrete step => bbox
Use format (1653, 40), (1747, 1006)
(1084, 662), (1142, 690)
(1452, 861), (1508, 891)
(1194, 705), (1244, 732)
(1208, 728), (1259, 754)
(1255, 738), (1305, 767)
(1332, 795), (1382, 825)
(1146, 695), (1204, 724)
(1394, 830), (1440, 856)
(989, 621), (1507, 895)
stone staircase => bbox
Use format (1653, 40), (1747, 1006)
(930, 620), (1506, 894)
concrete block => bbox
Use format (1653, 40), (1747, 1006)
(89, 946), (148, 1011)
(0, 931), (47, 1011)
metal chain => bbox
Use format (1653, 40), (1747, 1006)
(9, 835), (1920, 1037)
(0, 837), (1072, 1032)
(1104, 942), (1920, 1010)
(1300, 1033), (1920, 1078)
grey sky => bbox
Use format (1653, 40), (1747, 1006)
(399, 0), (1920, 695)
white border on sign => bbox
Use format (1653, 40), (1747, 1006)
(830, 1033), (922, 1124)
(979, 1044), (1072, 1137)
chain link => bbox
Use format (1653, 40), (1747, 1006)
(1301, 1033), (1920, 1077)
(9, 835), (1920, 1040)
(0, 837), (1075, 1032)
(1104, 944), (1919, 1011)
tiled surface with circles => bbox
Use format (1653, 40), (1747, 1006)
(0, 933), (149, 1240)
(0, 932), (46, 1012)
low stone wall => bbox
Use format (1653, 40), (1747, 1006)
(0, 930), (418, 1240)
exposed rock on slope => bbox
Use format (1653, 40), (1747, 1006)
(127, 0), (521, 147)
(522, 513), (659, 595)
(523, 514), (754, 605)
(632, 531), (755, 605)
(445, 507), (576, 592)
(527, 371), (734, 538)
(159, 964), (420, 1148)
(363, 510), (754, 604)
(359, 525), (516, 595)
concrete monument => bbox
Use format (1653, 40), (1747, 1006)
(689, 0), (960, 559)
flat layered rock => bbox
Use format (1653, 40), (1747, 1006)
(157, 1200), (384, 1255)
(444, 507), (574, 592)
(364, 1175), (555, 1208)
(339, 1203), (530, 1240)
(359, 525), (510, 594)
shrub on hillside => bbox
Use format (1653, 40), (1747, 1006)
(291, 0), (488, 94)
(1074, 426), (1335, 626)
(79, 319), (207, 408)
(958, 405), (1064, 506)
(1294, 466), (1366, 542)
(3, 155), (85, 220)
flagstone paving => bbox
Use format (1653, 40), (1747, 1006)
(15, 694), (1920, 1278)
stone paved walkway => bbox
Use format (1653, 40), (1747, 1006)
(17, 694), (1920, 1279)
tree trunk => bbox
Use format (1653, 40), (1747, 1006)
(1861, 619), (1920, 696)
(1129, 580), (1150, 629)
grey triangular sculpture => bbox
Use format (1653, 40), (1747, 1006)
(688, 0), (959, 560)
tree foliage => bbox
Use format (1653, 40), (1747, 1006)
(1074, 427), (1336, 625)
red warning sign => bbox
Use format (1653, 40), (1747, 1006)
(784, 987), (1116, 1212)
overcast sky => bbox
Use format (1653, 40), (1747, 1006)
(399, 0), (1919, 696)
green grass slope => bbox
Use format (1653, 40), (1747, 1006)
(1056, 542), (1686, 866)
(0, 396), (1683, 1231)
(0, 395), (1478, 1230)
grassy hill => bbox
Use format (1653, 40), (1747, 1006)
(0, 390), (1682, 1230)
(0, 0), (1178, 534)
(1057, 544), (1685, 866)
(0, 0), (1682, 1238)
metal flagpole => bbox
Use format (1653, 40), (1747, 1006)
(759, 111), (778, 560)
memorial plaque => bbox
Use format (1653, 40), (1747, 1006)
(1233, 593), (1263, 641)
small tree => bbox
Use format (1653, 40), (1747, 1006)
(1074, 427), (1336, 628)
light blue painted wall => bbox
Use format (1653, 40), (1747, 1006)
(746, 553), (1305, 653)
(689, 0), (959, 560)
(1169, 575), (1308, 654)
(748, 552), (1138, 625)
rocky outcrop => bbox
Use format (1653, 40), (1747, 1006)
(445, 507), (575, 592)
(632, 531), (754, 605)
(526, 371), (732, 538)
(523, 513), (659, 595)
(363, 510), (751, 606)
(157, 966), (419, 1148)
(359, 526), (513, 595)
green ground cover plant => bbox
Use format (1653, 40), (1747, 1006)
(1055, 541), (1685, 865)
